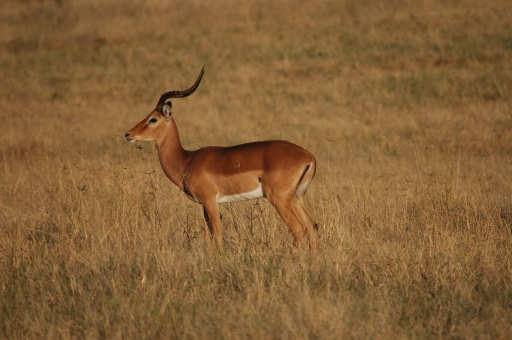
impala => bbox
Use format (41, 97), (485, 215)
(125, 67), (318, 250)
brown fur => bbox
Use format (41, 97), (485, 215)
(126, 109), (318, 251)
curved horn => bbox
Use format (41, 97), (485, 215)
(155, 66), (205, 112)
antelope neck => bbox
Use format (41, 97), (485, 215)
(156, 119), (191, 190)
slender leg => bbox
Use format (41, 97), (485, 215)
(202, 206), (213, 249)
(297, 195), (318, 230)
(203, 206), (213, 234)
(292, 196), (318, 251)
(202, 199), (223, 248)
(265, 186), (318, 251)
(266, 192), (307, 250)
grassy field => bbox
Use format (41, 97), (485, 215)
(1, 0), (512, 338)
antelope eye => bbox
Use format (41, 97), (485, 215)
(149, 118), (158, 124)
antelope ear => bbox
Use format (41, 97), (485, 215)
(162, 102), (172, 120)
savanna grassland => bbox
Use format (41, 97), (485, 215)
(1, 0), (512, 338)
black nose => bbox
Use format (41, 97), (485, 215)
(125, 133), (130, 137)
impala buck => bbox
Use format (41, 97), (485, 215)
(125, 67), (318, 251)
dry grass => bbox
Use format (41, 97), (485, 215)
(1, 0), (512, 338)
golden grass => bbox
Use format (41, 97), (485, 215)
(1, 0), (512, 338)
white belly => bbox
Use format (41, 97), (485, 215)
(216, 185), (264, 204)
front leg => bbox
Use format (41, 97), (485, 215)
(202, 199), (223, 248)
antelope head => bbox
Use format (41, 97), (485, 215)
(125, 66), (205, 144)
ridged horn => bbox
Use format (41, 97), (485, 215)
(155, 66), (205, 112)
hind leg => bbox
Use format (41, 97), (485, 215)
(292, 195), (318, 251)
(266, 192), (305, 249)
(297, 195), (318, 231)
(266, 190), (314, 251)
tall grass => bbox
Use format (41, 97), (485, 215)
(1, 0), (511, 338)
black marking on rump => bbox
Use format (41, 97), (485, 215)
(297, 165), (311, 187)
(294, 164), (312, 198)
